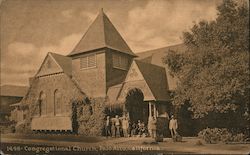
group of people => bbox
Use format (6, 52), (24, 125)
(105, 114), (178, 140)
(105, 115), (151, 138)
(105, 115), (128, 138)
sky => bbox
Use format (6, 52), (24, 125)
(0, 0), (222, 86)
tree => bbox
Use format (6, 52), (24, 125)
(163, 0), (249, 123)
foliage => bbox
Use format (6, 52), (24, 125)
(163, 0), (249, 119)
(176, 101), (198, 136)
(0, 124), (15, 134)
(15, 122), (32, 134)
(71, 101), (79, 134)
(72, 97), (106, 136)
(156, 117), (169, 137)
(15, 105), (33, 134)
(232, 133), (245, 142)
(198, 128), (246, 144)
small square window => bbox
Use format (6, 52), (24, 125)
(112, 53), (128, 70)
(80, 54), (96, 69)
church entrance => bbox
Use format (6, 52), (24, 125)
(125, 88), (148, 124)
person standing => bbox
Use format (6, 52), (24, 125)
(148, 117), (157, 138)
(127, 120), (132, 137)
(114, 115), (121, 137)
(169, 115), (178, 140)
(122, 116), (129, 137)
(137, 120), (142, 136)
(105, 116), (111, 138)
(111, 121), (116, 137)
(148, 117), (153, 137)
(131, 122), (137, 136)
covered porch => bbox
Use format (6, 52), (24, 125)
(106, 60), (172, 137)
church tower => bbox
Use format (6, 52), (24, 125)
(68, 9), (137, 97)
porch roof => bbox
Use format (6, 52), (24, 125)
(135, 60), (170, 101)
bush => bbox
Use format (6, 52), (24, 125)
(15, 122), (32, 134)
(0, 125), (15, 134)
(156, 117), (168, 137)
(198, 128), (246, 144)
(232, 133), (245, 142)
(72, 97), (106, 136)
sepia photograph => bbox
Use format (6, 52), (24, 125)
(0, 0), (249, 154)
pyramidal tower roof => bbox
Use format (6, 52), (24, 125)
(69, 9), (136, 56)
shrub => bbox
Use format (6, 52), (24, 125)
(15, 122), (32, 134)
(232, 133), (245, 142)
(198, 128), (246, 144)
(0, 125), (15, 134)
(72, 97), (106, 136)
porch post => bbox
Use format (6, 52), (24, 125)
(149, 102), (152, 118)
(153, 102), (156, 118)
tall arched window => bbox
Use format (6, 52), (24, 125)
(40, 91), (46, 116)
(54, 89), (61, 116)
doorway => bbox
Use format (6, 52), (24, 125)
(125, 88), (148, 124)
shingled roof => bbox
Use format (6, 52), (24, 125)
(35, 52), (72, 77)
(136, 44), (186, 90)
(68, 9), (136, 57)
(136, 43), (186, 67)
(50, 52), (72, 75)
(135, 60), (170, 101)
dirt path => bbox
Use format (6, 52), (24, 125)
(1, 135), (250, 154)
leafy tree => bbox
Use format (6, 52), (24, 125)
(163, 0), (249, 122)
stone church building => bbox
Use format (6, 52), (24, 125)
(12, 9), (173, 132)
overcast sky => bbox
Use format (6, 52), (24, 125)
(0, 0), (222, 86)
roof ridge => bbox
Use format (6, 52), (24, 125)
(135, 60), (169, 101)
(68, 10), (135, 56)
(135, 59), (166, 70)
(101, 9), (108, 47)
(50, 52), (66, 56)
(102, 12), (133, 54)
(68, 10), (105, 56)
(69, 13), (103, 56)
(137, 43), (185, 54)
(50, 53), (72, 75)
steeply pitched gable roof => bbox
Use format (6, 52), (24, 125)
(50, 53), (72, 75)
(136, 43), (186, 67)
(35, 52), (72, 77)
(135, 60), (170, 101)
(107, 84), (123, 104)
(68, 9), (136, 57)
(136, 43), (186, 90)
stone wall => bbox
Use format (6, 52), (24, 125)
(71, 50), (106, 97)
(22, 73), (85, 131)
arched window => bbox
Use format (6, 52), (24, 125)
(40, 91), (46, 116)
(54, 89), (61, 116)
